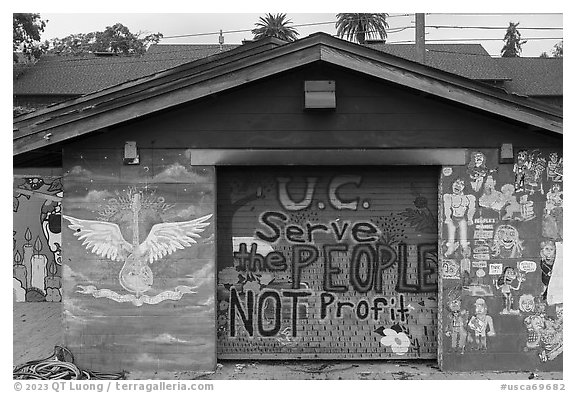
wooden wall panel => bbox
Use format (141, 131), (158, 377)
(216, 166), (439, 359)
(62, 149), (216, 373)
(65, 65), (561, 151)
(439, 149), (563, 371)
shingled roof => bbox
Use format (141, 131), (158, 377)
(494, 57), (563, 97)
(13, 40), (562, 99)
(365, 43), (511, 81)
(13, 44), (240, 96)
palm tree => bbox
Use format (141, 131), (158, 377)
(335, 13), (389, 44)
(501, 22), (527, 57)
(251, 13), (299, 42)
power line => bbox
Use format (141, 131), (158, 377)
(427, 25), (563, 30)
(388, 37), (563, 44)
(17, 34), (564, 71)
(160, 15), (413, 40)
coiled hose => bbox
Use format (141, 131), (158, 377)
(13, 346), (126, 380)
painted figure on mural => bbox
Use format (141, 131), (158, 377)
(491, 224), (524, 258)
(443, 178), (476, 256)
(547, 152), (563, 182)
(539, 305), (563, 363)
(467, 151), (489, 192)
(518, 294), (535, 314)
(522, 302), (562, 362)
(539, 240), (556, 299)
(467, 298), (495, 351)
(494, 267), (525, 315)
(514, 150), (546, 195)
(499, 184), (535, 222)
(513, 150), (529, 192)
(525, 151), (547, 195)
(523, 314), (545, 352)
(445, 297), (468, 353)
(479, 175), (505, 211)
(542, 183), (563, 240)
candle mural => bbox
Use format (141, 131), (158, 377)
(13, 176), (63, 302)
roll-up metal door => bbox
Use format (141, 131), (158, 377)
(217, 166), (438, 359)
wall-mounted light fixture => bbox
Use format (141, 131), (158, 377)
(499, 143), (514, 164)
(304, 80), (336, 110)
(123, 141), (140, 165)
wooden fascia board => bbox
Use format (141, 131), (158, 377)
(13, 47), (322, 156)
(319, 46), (562, 134)
(319, 38), (562, 118)
(187, 148), (467, 166)
(13, 35), (562, 155)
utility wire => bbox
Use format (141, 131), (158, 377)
(160, 14), (413, 40)
(29, 26), (417, 67)
(18, 35), (563, 71)
(388, 37), (563, 44)
(427, 25), (563, 30)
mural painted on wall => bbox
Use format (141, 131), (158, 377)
(440, 149), (562, 371)
(62, 149), (216, 372)
(63, 192), (212, 307)
(13, 175), (63, 302)
(217, 167), (439, 359)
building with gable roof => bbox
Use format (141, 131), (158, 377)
(13, 33), (562, 375)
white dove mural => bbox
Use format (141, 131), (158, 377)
(63, 193), (213, 305)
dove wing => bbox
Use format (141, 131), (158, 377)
(140, 214), (213, 264)
(62, 215), (133, 262)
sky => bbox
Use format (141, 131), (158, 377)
(37, 12), (563, 57)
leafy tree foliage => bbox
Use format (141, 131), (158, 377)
(49, 23), (163, 56)
(335, 13), (389, 44)
(500, 22), (527, 57)
(13, 13), (47, 63)
(552, 41), (563, 57)
(251, 13), (299, 42)
(539, 41), (563, 58)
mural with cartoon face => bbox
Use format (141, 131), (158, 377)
(467, 151), (488, 192)
(440, 148), (562, 371)
(443, 178), (476, 256)
(492, 224), (524, 258)
(494, 267), (525, 315)
(519, 294), (535, 313)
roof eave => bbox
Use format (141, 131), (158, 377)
(13, 33), (562, 157)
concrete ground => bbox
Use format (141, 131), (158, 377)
(14, 302), (563, 380)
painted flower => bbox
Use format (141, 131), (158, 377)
(45, 288), (62, 302)
(217, 284), (230, 301)
(378, 329), (411, 355)
(219, 301), (229, 311)
(218, 267), (241, 285)
(243, 280), (261, 294)
(414, 196), (428, 209)
(217, 315), (228, 326)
